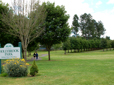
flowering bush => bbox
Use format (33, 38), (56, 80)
(4, 58), (29, 77)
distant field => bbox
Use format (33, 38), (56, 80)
(0, 50), (114, 85)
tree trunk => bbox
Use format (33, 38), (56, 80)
(71, 49), (72, 52)
(48, 49), (50, 61)
(22, 49), (24, 58)
(64, 50), (66, 54)
(81, 49), (82, 52)
(28, 51), (29, 57)
(78, 49), (79, 52)
(68, 50), (69, 53)
(106, 48), (108, 51)
(24, 48), (27, 61)
(74, 49), (76, 53)
(103, 48), (104, 51)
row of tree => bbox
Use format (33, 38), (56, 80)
(63, 37), (114, 54)
(72, 13), (105, 39)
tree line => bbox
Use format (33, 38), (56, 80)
(63, 37), (114, 54)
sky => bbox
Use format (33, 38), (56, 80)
(2, 0), (114, 40)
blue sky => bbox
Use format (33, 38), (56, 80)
(83, 0), (114, 12)
(2, 0), (114, 40)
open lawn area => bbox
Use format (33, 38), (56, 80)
(0, 50), (114, 85)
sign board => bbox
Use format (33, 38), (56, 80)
(0, 43), (20, 59)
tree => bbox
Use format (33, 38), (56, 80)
(27, 40), (39, 57)
(80, 13), (92, 39)
(100, 38), (107, 51)
(1, 0), (46, 60)
(0, 1), (20, 47)
(72, 14), (79, 36)
(111, 40), (114, 50)
(38, 2), (71, 60)
(96, 21), (105, 38)
(80, 13), (105, 39)
(52, 43), (62, 50)
(62, 39), (71, 54)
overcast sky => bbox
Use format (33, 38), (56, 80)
(2, 0), (114, 40)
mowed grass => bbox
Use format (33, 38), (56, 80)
(0, 50), (114, 85)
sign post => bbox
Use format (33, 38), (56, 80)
(18, 42), (22, 59)
(0, 43), (21, 74)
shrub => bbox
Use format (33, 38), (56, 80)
(4, 58), (29, 77)
(1, 65), (5, 73)
(30, 60), (38, 76)
(0, 73), (8, 77)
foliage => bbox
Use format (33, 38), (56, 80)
(111, 40), (114, 49)
(64, 37), (113, 53)
(62, 39), (71, 54)
(3, 58), (29, 77)
(0, 72), (8, 77)
(38, 2), (71, 60)
(52, 43), (63, 50)
(72, 14), (79, 36)
(100, 38), (107, 49)
(30, 60), (38, 76)
(79, 13), (105, 39)
(0, 1), (20, 47)
(1, 65), (5, 73)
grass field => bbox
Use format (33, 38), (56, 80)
(0, 50), (114, 85)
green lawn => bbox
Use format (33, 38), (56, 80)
(0, 50), (114, 85)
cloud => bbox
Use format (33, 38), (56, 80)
(95, 1), (102, 8)
(107, 0), (114, 4)
(96, 1), (102, 5)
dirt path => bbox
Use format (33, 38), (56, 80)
(27, 54), (48, 62)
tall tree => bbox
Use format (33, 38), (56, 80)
(80, 13), (92, 39)
(96, 21), (105, 38)
(72, 14), (79, 36)
(1, 0), (46, 60)
(80, 13), (105, 39)
(38, 2), (71, 60)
